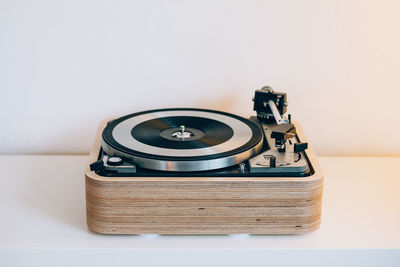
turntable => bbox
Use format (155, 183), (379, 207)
(85, 86), (323, 234)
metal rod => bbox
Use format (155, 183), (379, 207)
(268, 100), (284, 124)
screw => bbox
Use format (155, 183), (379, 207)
(239, 163), (246, 173)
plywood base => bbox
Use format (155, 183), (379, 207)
(85, 119), (323, 234)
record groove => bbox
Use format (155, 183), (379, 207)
(131, 116), (233, 149)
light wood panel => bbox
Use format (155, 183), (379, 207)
(85, 119), (323, 234)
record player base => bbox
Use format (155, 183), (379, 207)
(85, 119), (323, 234)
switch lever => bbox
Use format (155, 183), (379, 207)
(294, 142), (308, 153)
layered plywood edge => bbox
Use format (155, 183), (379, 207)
(85, 118), (324, 234)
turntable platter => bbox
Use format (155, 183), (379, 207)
(101, 108), (264, 172)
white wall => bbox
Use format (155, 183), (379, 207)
(1, 0), (399, 156)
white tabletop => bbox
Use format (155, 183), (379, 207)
(0, 155), (399, 266)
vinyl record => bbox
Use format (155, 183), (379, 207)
(101, 108), (264, 172)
